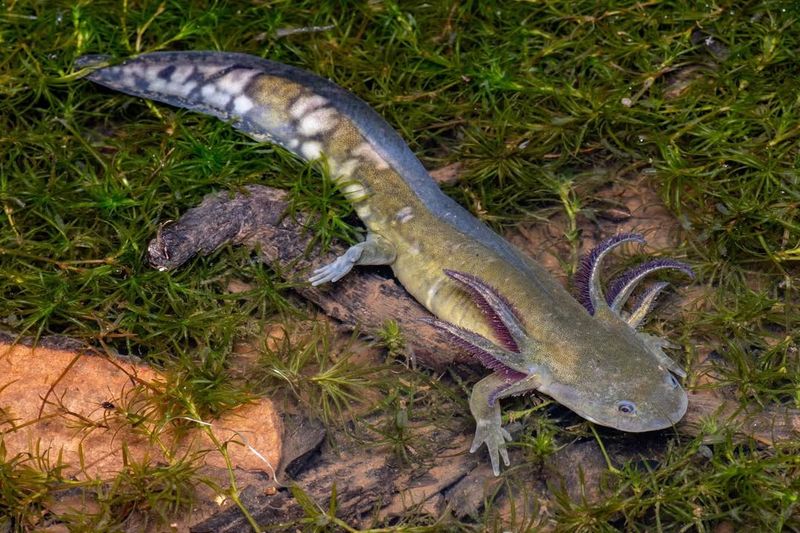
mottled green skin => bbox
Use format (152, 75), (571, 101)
(81, 52), (687, 474)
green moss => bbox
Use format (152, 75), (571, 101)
(553, 437), (800, 531)
(251, 322), (386, 426)
(0, 440), (70, 531)
(1, 0), (798, 529)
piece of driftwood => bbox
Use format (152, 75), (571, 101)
(148, 185), (468, 370)
(191, 412), (530, 532)
(148, 185), (800, 530)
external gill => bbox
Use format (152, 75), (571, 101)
(574, 233), (694, 326)
(422, 269), (542, 390)
(575, 233), (645, 316)
(422, 317), (527, 384)
(574, 233), (694, 378)
(421, 270), (548, 475)
(605, 258), (694, 326)
(442, 269), (527, 353)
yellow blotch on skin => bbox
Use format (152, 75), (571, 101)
(325, 118), (366, 162)
(246, 75), (303, 123)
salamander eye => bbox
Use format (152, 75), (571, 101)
(617, 400), (636, 415)
(667, 373), (680, 389)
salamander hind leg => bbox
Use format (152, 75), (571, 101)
(309, 232), (395, 286)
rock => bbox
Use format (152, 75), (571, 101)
(0, 341), (281, 480)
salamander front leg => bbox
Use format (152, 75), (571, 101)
(470, 371), (543, 475)
(470, 373), (513, 476)
(309, 232), (396, 286)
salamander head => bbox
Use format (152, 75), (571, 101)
(554, 232), (694, 431)
(428, 233), (693, 433)
(539, 322), (688, 432)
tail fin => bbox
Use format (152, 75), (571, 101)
(75, 54), (112, 69)
(78, 51), (312, 153)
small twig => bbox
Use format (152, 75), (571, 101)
(178, 416), (279, 486)
(37, 352), (82, 420)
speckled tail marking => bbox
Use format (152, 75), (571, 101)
(77, 51), (533, 274)
(78, 52), (384, 203)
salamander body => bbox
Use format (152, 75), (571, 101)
(79, 51), (692, 475)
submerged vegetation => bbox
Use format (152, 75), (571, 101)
(1, 0), (799, 530)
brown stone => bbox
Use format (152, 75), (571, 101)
(0, 342), (281, 480)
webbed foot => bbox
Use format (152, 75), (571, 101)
(308, 232), (396, 286)
(309, 244), (364, 285)
(470, 419), (512, 476)
(467, 373), (541, 476)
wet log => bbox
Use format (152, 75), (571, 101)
(147, 184), (468, 370)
